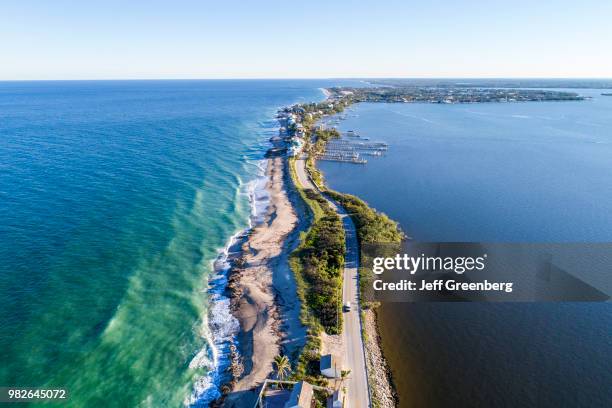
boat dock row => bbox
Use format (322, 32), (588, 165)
(317, 153), (367, 164)
(316, 130), (388, 164)
(326, 141), (388, 151)
(317, 131), (389, 164)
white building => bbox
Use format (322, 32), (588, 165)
(287, 137), (304, 157)
(320, 354), (343, 378)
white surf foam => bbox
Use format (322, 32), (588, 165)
(185, 228), (244, 406)
(186, 151), (272, 406)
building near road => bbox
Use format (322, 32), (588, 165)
(285, 381), (313, 408)
(327, 388), (346, 408)
(320, 354), (343, 378)
(287, 137), (304, 157)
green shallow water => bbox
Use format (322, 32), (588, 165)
(0, 80), (329, 406)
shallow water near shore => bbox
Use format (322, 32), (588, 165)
(318, 90), (612, 407)
(0, 80), (334, 406)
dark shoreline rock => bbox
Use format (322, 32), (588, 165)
(364, 308), (398, 407)
(212, 142), (290, 406)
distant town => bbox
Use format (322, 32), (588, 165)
(327, 86), (585, 104)
(366, 78), (612, 89)
(276, 85), (585, 161)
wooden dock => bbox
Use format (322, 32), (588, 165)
(317, 130), (389, 165)
(317, 155), (367, 164)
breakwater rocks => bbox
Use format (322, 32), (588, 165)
(364, 309), (397, 408)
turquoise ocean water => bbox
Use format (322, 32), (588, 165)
(0, 80), (330, 406)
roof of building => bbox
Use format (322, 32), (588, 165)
(320, 354), (342, 371)
(285, 381), (313, 408)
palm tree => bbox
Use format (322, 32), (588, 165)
(273, 355), (291, 388)
(339, 369), (351, 392)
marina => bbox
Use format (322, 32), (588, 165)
(317, 90), (612, 408)
(316, 131), (389, 164)
(317, 154), (367, 164)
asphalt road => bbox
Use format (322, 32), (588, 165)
(294, 158), (370, 408)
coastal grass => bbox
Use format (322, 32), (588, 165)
(287, 158), (345, 384)
(304, 128), (341, 188)
(305, 155), (323, 188)
(325, 190), (403, 313)
(292, 188), (345, 335)
(325, 191), (403, 244)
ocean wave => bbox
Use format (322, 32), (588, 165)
(185, 228), (244, 407)
(245, 160), (270, 226)
(186, 149), (271, 406)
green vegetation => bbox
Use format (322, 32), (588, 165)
(313, 389), (328, 408)
(312, 128), (341, 154)
(273, 355), (291, 385)
(305, 127), (341, 187)
(293, 189), (345, 334)
(283, 96), (352, 139)
(297, 99), (351, 116)
(325, 191), (403, 244)
(305, 155), (323, 188)
(328, 86), (585, 103)
(288, 158), (345, 384)
(325, 191), (402, 313)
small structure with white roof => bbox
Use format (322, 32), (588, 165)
(320, 354), (343, 378)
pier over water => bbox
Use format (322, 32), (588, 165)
(317, 131), (388, 164)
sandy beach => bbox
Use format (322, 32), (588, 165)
(222, 140), (307, 405)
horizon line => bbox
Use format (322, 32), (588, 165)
(1, 76), (612, 82)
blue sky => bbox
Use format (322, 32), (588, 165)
(1, 0), (611, 79)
